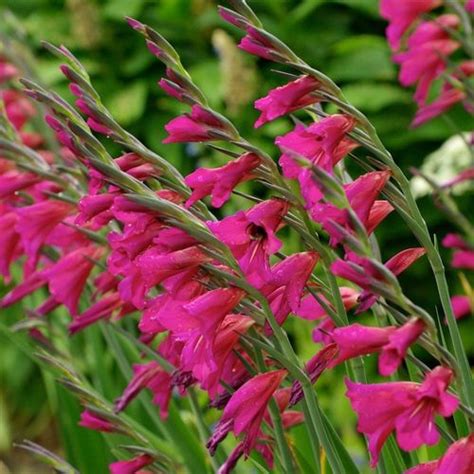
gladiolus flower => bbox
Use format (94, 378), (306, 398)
(379, 318), (425, 375)
(393, 15), (460, 105)
(135, 245), (210, 297)
(208, 199), (288, 286)
(254, 75), (321, 127)
(79, 410), (118, 433)
(442, 233), (474, 270)
(451, 295), (472, 320)
(163, 105), (236, 143)
(109, 454), (154, 474)
(0, 212), (21, 282)
(158, 288), (245, 381)
(405, 433), (474, 474)
(207, 369), (287, 456)
(69, 293), (126, 334)
(184, 152), (260, 208)
(412, 87), (465, 127)
(310, 170), (392, 245)
(115, 361), (165, 413)
(295, 286), (360, 320)
(0, 171), (40, 199)
(0, 60), (18, 82)
(2, 90), (36, 130)
(290, 344), (339, 406)
(198, 314), (254, 397)
(76, 193), (115, 229)
(380, 0), (442, 51)
(276, 115), (357, 208)
(330, 324), (395, 366)
(238, 27), (282, 61)
(0, 271), (47, 308)
(15, 200), (73, 274)
(43, 246), (103, 315)
(259, 251), (319, 328)
(332, 248), (426, 312)
(346, 366), (458, 466)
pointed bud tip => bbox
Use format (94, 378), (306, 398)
(126, 16), (144, 31)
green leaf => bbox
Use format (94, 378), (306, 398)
(106, 81), (147, 126)
(341, 82), (411, 113)
(188, 60), (222, 108)
(102, 0), (145, 20)
(328, 35), (396, 81)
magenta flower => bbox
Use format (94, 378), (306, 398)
(452, 250), (474, 270)
(158, 68), (188, 102)
(198, 314), (254, 397)
(276, 115), (357, 208)
(394, 16), (460, 105)
(163, 105), (235, 143)
(346, 366), (458, 466)
(379, 318), (425, 376)
(332, 247), (426, 312)
(310, 170), (392, 245)
(329, 324), (395, 367)
(109, 454), (153, 474)
(0, 270), (47, 308)
(69, 293), (126, 334)
(0, 171), (40, 199)
(276, 114), (356, 173)
(451, 295), (472, 320)
(290, 344), (339, 406)
(89, 152), (159, 194)
(254, 75), (321, 127)
(208, 199), (288, 285)
(295, 286), (360, 320)
(139, 274), (206, 336)
(2, 90), (36, 130)
(79, 410), (118, 433)
(115, 361), (165, 413)
(412, 87), (465, 127)
(15, 200), (73, 274)
(406, 433), (474, 474)
(441, 165), (474, 189)
(135, 245), (210, 298)
(184, 152), (260, 208)
(0, 60), (18, 82)
(0, 211), (21, 282)
(238, 27), (280, 61)
(380, 0), (441, 51)
(259, 251), (319, 328)
(410, 54), (473, 126)
(207, 369), (287, 456)
(43, 246), (103, 315)
(158, 288), (245, 379)
(442, 233), (474, 270)
(76, 193), (115, 229)
(317, 318), (424, 376)
(467, 0), (474, 12)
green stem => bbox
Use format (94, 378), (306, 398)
(188, 389), (222, 472)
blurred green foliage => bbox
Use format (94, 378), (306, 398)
(1, 0), (473, 473)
